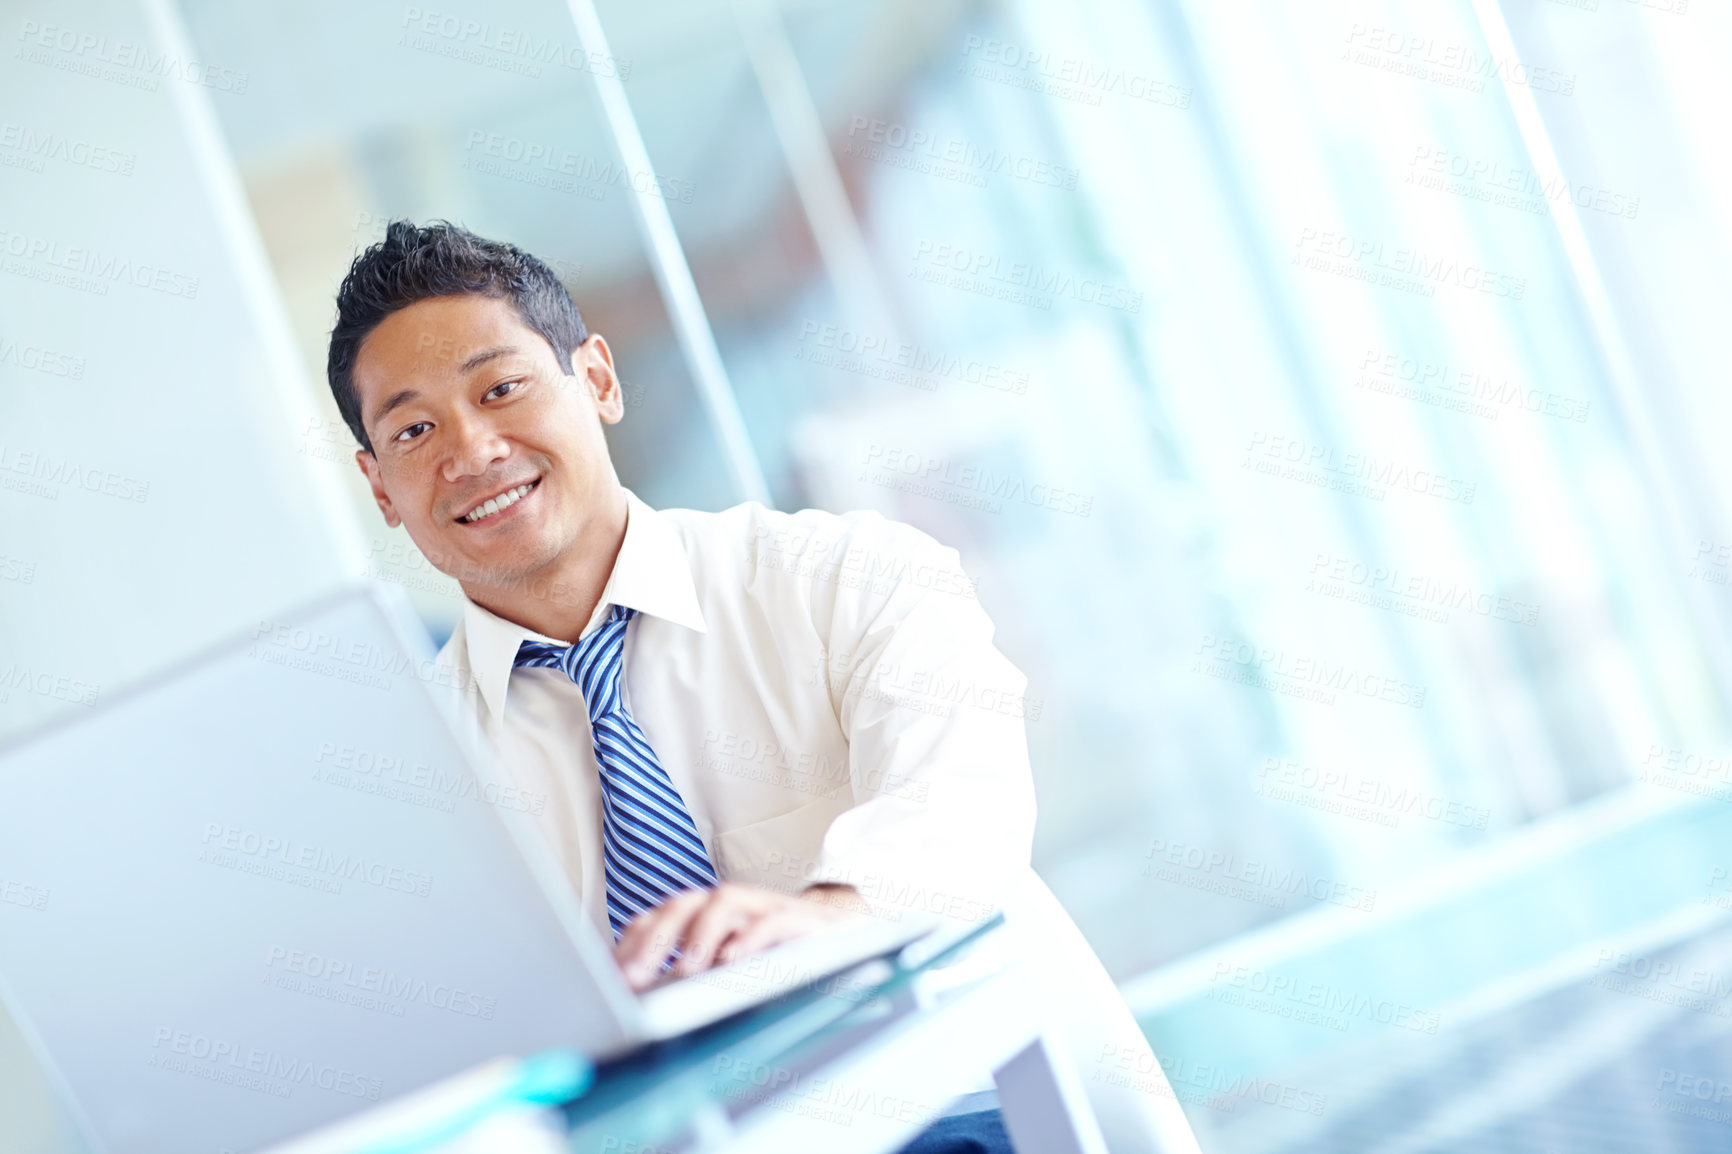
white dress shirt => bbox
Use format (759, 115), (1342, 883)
(433, 490), (1201, 1154)
(435, 488), (1038, 930)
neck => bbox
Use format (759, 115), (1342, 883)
(461, 485), (629, 642)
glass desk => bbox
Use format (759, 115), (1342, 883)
(561, 913), (1014, 1154)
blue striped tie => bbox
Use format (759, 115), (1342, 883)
(514, 604), (719, 939)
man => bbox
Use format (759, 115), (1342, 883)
(327, 221), (1198, 1154)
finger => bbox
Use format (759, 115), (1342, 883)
(615, 887), (712, 962)
(612, 894), (680, 964)
(615, 890), (709, 987)
(672, 891), (757, 978)
(713, 913), (765, 966)
(720, 909), (809, 963)
(714, 927), (746, 966)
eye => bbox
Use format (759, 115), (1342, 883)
(484, 378), (525, 401)
(393, 421), (432, 443)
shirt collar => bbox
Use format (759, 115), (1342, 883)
(460, 488), (707, 728)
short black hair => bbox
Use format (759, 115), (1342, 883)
(326, 220), (587, 453)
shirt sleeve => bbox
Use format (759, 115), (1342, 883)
(788, 511), (1039, 925)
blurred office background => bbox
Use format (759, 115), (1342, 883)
(5, 0), (1732, 1149)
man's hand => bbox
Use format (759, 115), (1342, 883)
(612, 882), (870, 992)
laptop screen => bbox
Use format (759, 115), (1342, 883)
(0, 586), (624, 1154)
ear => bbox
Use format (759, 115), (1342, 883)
(355, 450), (402, 528)
(578, 334), (626, 425)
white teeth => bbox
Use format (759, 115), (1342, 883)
(462, 482), (535, 523)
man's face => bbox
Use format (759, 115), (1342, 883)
(350, 294), (624, 590)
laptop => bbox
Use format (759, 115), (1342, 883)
(0, 583), (939, 1154)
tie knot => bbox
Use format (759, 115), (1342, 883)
(513, 604), (638, 722)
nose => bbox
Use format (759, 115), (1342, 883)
(441, 410), (510, 484)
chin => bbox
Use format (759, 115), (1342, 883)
(460, 533), (563, 587)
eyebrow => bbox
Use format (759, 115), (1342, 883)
(371, 387), (421, 429)
(459, 344), (520, 372)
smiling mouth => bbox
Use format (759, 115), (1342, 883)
(456, 477), (541, 525)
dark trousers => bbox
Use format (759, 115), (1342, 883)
(894, 1091), (1015, 1154)
(894, 1109), (1014, 1154)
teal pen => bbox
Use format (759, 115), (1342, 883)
(349, 1051), (593, 1154)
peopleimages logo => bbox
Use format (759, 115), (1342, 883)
(199, 824), (434, 898)
(1292, 228), (1525, 301)
(0, 228), (201, 299)
(860, 443), (1093, 518)
(1354, 346), (1589, 424)
(461, 130), (693, 203)
(793, 322), (1031, 397)
(1593, 947), (1732, 1014)
(1341, 24), (1575, 96)
(1094, 1047), (1328, 1118)
(1307, 551), (1538, 627)
(958, 36), (1193, 110)
(843, 116), (1079, 190)
(750, 522), (980, 599)
(1142, 838), (1378, 912)
(0, 875), (50, 911)
(811, 646), (1043, 723)
(397, 7), (630, 79)
(1255, 757), (1491, 831)
(248, 618), (481, 698)
(312, 739), (548, 816)
(1243, 430), (1477, 506)
(16, 20), (250, 93)
(264, 945), (498, 1019)
(0, 122), (136, 176)
(0, 336), (86, 379)
(0, 443), (149, 502)
(1407, 145), (1639, 220)
(0, 553), (36, 584)
(696, 727), (929, 802)
(713, 1054), (944, 1129)
(1193, 633), (1427, 709)
(149, 1027), (382, 1101)
(0, 663), (100, 707)
(1208, 962), (1442, 1034)
(911, 240), (1142, 313)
